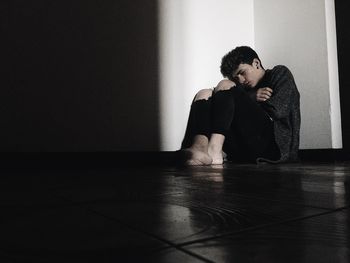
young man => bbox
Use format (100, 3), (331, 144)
(180, 46), (300, 165)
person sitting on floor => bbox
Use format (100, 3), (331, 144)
(180, 46), (301, 165)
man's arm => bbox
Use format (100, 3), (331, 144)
(262, 65), (299, 120)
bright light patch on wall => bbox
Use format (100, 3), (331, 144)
(325, 0), (342, 148)
(158, 0), (254, 151)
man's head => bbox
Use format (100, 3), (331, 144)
(220, 46), (265, 88)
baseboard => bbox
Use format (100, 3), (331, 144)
(0, 151), (178, 170)
(0, 149), (348, 170)
(298, 148), (350, 162)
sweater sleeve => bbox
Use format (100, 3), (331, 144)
(245, 87), (258, 102)
(262, 65), (298, 120)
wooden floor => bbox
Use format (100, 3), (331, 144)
(1, 156), (350, 262)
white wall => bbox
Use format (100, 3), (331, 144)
(158, 0), (255, 150)
(159, 0), (342, 151)
(254, 0), (342, 149)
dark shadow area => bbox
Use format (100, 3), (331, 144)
(0, 149), (348, 173)
(1, 0), (159, 152)
(335, 0), (350, 152)
(0, 159), (349, 262)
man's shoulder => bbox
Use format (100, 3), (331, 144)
(270, 65), (291, 75)
(268, 65), (295, 81)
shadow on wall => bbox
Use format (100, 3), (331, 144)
(2, 0), (160, 151)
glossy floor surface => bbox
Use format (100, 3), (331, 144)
(1, 160), (350, 262)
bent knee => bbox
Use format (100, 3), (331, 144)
(194, 89), (213, 101)
(215, 79), (236, 92)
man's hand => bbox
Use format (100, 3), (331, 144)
(256, 87), (273, 102)
(214, 79), (236, 93)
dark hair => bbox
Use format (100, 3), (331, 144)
(220, 46), (263, 81)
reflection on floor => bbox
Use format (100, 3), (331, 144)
(1, 159), (350, 262)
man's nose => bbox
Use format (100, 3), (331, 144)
(238, 75), (245, 84)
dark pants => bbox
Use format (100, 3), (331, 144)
(181, 86), (280, 162)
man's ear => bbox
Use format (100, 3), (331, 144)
(253, 58), (260, 69)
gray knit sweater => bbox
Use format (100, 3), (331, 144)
(248, 65), (301, 163)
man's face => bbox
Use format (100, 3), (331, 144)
(232, 59), (262, 88)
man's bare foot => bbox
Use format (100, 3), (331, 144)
(208, 146), (224, 165)
(182, 148), (213, 166)
(208, 133), (225, 165)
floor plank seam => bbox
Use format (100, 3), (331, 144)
(172, 206), (349, 248)
(85, 206), (215, 262)
(53, 193), (214, 262)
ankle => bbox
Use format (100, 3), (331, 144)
(208, 143), (222, 155)
(191, 144), (208, 152)
(208, 133), (225, 154)
(191, 135), (209, 152)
